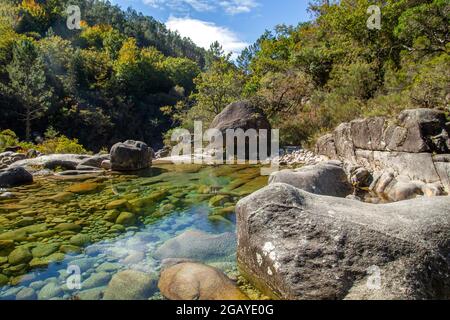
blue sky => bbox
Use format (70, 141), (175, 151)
(110, 0), (311, 57)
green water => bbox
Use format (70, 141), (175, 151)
(0, 164), (268, 300)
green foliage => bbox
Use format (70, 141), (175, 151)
(35, 134), (88, 154)
(0, 129), (19, 152)
(0, 0), (207, 151)
(234, 0), (449, 146)
(1, 39), (53, 140)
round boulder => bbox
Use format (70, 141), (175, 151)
(0, 167), (33, 187)
(158, 262), (247, 300)
(110, 140), (152, 171)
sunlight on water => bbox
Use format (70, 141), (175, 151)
(0, 164), (267, 300)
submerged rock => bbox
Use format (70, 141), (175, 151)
(154, 230), (236, 261)
(103, 270), (157, 300)
(159, 262), (247, 300)
(38, 282), (63, 300)
(65, 182), (104, 194)
(8, 247), (32, 265)
(236, 183), (450, 300)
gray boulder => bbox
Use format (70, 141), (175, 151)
(110, 140), (152, 171)
(236, 183), (450, 300)
(154, 230), (236, 261)
(9, 154), (89, 172)
(269, 161), (352, 197)
(315, 134), (337, 160)
(210, 100), (271, 133)
(0, 167), (33, 187)
(77, 154), (110, 169)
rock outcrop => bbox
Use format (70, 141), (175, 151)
(210, 100), (271, 133)
(269, 161), (352, 197)
(110, 140), (152, 171)
(158, 262), (247, 300)
(9, 154), (90, 172)
(236, 183), (450, 300)
(0, 167), (33, 187)
(315, 109), (450, 200)
(0, 152), (26, 170)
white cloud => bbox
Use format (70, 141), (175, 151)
(143, 0), (259, 15)
(166, 17), (248, 58)
(219, 0), (259, 15)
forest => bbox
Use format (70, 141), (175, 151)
(0, 0), (449, 153)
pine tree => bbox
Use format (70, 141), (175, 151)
(3, 39), (53, 140)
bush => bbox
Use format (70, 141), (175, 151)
(35, 135), (88, 154)
(0, 129), (19, 152)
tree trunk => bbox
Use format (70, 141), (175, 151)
(25, 109), (31, 141)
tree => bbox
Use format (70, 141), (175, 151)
(2, 39), (53, 140)
(205, 41), (230, 69)
(186, 58), (244, 125)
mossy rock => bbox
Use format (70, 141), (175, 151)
(3, 263), (28, 275)
(212, 206), (235, 216)
(0, 240), (15, 256)
(69, 234), (91, 247)
(159, 203), (176, 215)
(129, 190), (169, 210)
(110, 224), (126, 233)
(8, 246), (32, 265)
(209, 195), (232, 207)
(0, 256), (8, 265)
(31, 243), (60, 258)
(65, 182), (104, 195)
(59, 244), (81, 254)
(103, 209), (120, 223)
(29, 252), (65, 268)
(0, 273), (8, 286)
(233, 176), (268, 196)
(54, 223), (82, 232)
(0, 204), (28, 212)
(105, 199), (131, 211)
(32, 230), (57, 239)
(47, 192), (75, 204)
(208, 215), (233, 225)
(115, 212), (136, 226)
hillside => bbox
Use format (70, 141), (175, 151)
(0, 0), (206, 151)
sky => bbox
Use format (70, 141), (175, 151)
(110, 0), (311, 58)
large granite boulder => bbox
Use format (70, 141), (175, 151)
(269, 161), (352, 197)
(110, 140), (152, 171)
(236, 183), (450, 300)
(210, 100), (271, 133)
(315, 109), (450, 198)
(158, 262), (247, 300)
(0, 167), (33, 187)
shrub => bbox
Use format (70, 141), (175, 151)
(0, 129), (19, 152)
(35, 135), (88, 154)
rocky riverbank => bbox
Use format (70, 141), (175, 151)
(235, 108), (450, 300)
